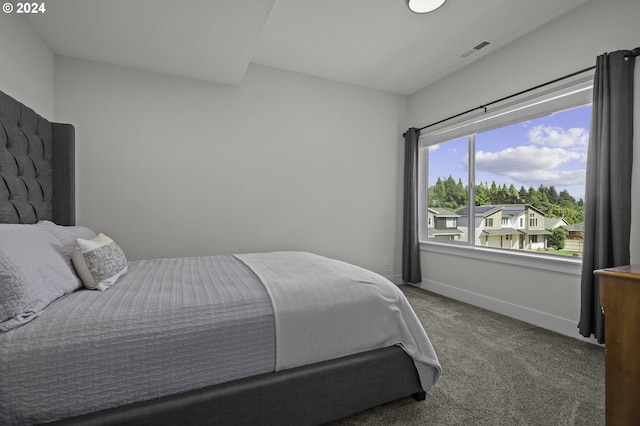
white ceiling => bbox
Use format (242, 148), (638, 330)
(25, 0), (591, 95)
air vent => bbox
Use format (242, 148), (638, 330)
(460, 40), (492, 58)
(473, 40), (491, 50)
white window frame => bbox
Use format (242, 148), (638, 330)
(418, 75), (593, 276)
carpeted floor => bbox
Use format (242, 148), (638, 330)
(329, 285), (605, 426)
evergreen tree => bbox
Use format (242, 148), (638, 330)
(508, 184), (519, 199)
(519, 186), (529, 203)
(547, 185), (560, 204)
(428, 177), (446, 207)
(558, 189), (576, 207)
(475, 184), (490, 205)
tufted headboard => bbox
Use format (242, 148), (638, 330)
(0, 90), (75, 225)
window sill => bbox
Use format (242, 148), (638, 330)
(419, 241), (582, 276)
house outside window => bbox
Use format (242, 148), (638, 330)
(427, 208), (464, 241)
(420, 77), (591, 260)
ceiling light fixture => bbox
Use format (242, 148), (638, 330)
(407, 0), (446, 14)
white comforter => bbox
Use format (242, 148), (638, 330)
(234, 251), (442, 391)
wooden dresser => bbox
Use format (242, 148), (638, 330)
(595, 265), (640, 426)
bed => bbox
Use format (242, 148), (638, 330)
(0, 89), (441, 425)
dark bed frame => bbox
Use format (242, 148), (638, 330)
(0, 90), (426, 425)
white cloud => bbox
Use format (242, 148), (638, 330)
(507, 169), (586, 186)
(528, 125), (588, 148)
(476, 145), (581, 173)
(439, 123), (590, 194)
(475, 145), (585, 187)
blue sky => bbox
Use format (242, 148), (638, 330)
(428, 104), (591, 201)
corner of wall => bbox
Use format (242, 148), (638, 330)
(0, 13), (54, 118)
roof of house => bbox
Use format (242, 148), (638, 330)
(455, 204), (546, 218)
(563, 222), (584, 232)
(455, 205), (502, 217)
(494, 204), (547, 216)
(427, 228), (464, 237)
(428, 207), (460, 218)
(519, 229), (552, 235)
(482, 228), (551, 236)
(481, 228), (551, 236)
(481, 228), (519, 236)
(545, 218), (569, 228)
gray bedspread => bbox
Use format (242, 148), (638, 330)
(0, 255), (276, 426)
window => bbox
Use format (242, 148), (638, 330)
(446, 218), (456, 228)
(420, 77), (592, 260)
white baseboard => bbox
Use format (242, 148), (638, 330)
(412, 278), (601, 345)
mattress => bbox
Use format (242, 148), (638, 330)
(0, 255), (276, 425)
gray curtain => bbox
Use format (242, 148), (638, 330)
(578, 50), (636, 343)
(402, 128), (421, 284)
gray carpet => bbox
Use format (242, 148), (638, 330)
(330, 285), (605, 426)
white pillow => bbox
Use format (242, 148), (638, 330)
(72, 233), (128, 291)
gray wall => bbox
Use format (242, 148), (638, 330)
(0, 14), (54, 118)
(408, 0), (640, 337)
(54, 57), (408, 274)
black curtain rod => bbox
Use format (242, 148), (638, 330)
(418, 65), (595, 132)
(419, 47), (640, 132)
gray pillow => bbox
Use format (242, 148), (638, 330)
(0, 224), (81, 331)
(36, 220), (97, 275)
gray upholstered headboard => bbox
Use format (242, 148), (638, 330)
(0, 90), (75, 225)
